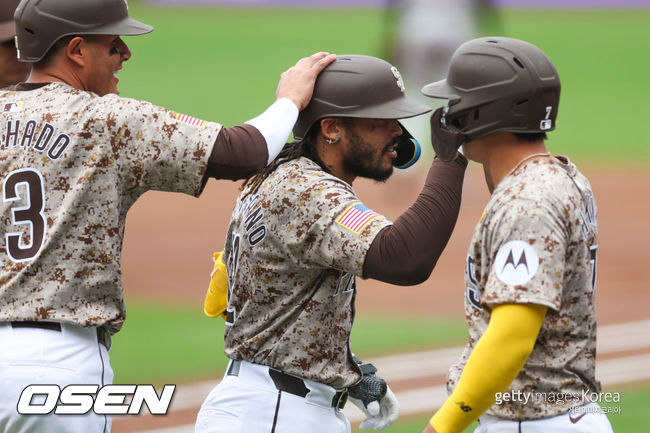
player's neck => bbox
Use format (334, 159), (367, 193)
(27, 63), (85, 91)
(482, 135), (549, 193)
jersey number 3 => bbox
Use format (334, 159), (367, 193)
(3, 168), (47, 262)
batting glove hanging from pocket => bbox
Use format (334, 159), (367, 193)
(348, 355), (400, 431)
(203, 251), (228, 319)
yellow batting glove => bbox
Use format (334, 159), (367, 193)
(204, 251), (228, 320)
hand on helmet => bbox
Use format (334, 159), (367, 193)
(429, 107), (465, 162)
(276, 52), (337, 111)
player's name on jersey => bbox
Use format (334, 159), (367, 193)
(1, 119), (71, 161)
(235, 193), (268, 247)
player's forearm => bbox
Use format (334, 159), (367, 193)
(430, 304), (547, 433)
(245, 97), (299, 164)
(205, 124), (268, 180)
(204, 98), (299, 181)
(362, 155), (467, 285)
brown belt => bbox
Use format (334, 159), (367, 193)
(227, 360), (348, 409)
(10, 321), (111, 350)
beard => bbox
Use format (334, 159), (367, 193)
(342, 127), (395, 182)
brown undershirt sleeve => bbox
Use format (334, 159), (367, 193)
(362, 155), (468, 285)
(204, 124), (268, 181)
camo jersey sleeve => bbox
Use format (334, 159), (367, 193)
(243, 157), (393, 276)
(297, 179), (393, 276)
(481, 197), (566, 310)
(87, 91), (221, 201)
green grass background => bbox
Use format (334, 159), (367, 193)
(110, 301), (469, 384)
(119, 3), (650, 164)
(112, 302), (647, 432)
(111, 2), (650, 431)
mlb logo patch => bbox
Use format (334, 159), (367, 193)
(175, 112), (206, 128)
(337, 202), (381, 233)
(3, 102), (23, 114)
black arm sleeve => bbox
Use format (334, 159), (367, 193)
(362, 155), (468, 285)
(203, 124), (268, 181)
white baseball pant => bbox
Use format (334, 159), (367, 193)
(195, 359), (350, 433)
(0, 322), (113, 433)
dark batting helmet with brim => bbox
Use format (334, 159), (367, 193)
(14, 0), (153, 62)
(421, 37), (561, 162)
(294, 54), (431, 169)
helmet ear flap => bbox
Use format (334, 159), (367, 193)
(394, 123), (421, 169)
(430, 107), (465, 162)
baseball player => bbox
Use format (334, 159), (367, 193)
(195, 54), (468, 433)
(0, 0), (334, 432)
(419, 37), (613, 433)
(0, 0), (29, 88)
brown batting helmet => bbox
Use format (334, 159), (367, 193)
(421, 37), (561, 161)
(294, 54), (431, 169)
(0, 0), (21, 43)
(14, 0), (153, 62)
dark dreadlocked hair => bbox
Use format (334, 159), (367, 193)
(242, 118), (359, 198)
(241, 124), (329, 199)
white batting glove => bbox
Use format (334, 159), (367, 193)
(349, 394), (380, 427)
(348, 354), (400, 431)
(352, 385), (400, 431)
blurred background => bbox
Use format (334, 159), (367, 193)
(52, 0), (648, 431)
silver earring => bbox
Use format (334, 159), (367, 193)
(326, 136), (340, 144)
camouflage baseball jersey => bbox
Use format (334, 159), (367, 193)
(447, 156), (600, 419)
(223, 157), (392, 389)
(1, 82), (219, 334)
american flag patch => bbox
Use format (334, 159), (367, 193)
(337, 202), (381, 233)
(175, 112), (206, 128)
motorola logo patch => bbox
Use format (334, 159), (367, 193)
(494, 240), (539, 286)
